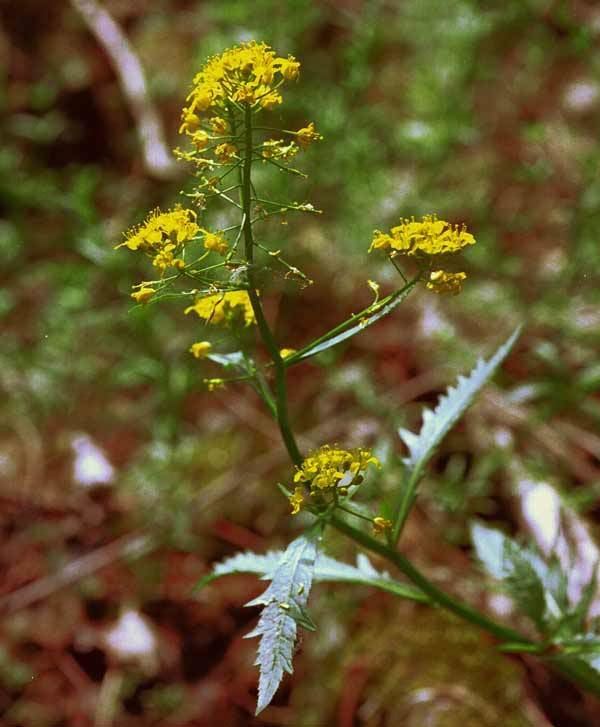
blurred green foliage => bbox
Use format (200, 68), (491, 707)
(2, 0), (600, 722)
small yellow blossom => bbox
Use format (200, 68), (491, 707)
(152, 244), (185, 272)
(184, 290), (256, 327)
(191, 130), (210, 150)
(426, 270), (467, 295)
(214, 143), (238, 163)
(296, 122), (322, 149)
(232, 84), (256, 104)
(189, 341), (212, 359)
(293, 445), (380, 492)
(290, 486), (305, 515)
(208, 116), (229, 134)
(203, 231), (229, 256)
(179, 111), (201, 134)
(280, 348), (297, 359)
(369, 215), (476, 256)
(117, 206), (199, 253)
(204, 378), (225, 392)
(131, 286), (156, 304)
(372, 516), (392, 535)
(370, 231), (395, 251)
(258, 89), (282, 110)
(276, 56), (300, 81)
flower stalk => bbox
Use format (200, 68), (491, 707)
(240, 105), (303, 466)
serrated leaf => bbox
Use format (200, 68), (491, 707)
(193, 550), (283, 593)
(471, 521), (508, 580)
(568, 568), (598, 634)
(243, 534), (318, 715)
(194, 549), (428, 603)
(504, 544), (547, 629)
(290, 282), (417, 364)
(471, 521), (547, 629)
(399, 327), (521, 474)
(313, 552), (429, 602)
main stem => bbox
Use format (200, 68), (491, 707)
(240, 105), (303, 467)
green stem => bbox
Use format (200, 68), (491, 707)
(285, 279), (418, 366)
(391, 465), (422, 545)
(240, 105), (303, 467)
(330, 513), (530, 645)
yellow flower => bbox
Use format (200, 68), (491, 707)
(184, 290), (256, 326)
(372, 516), (392, 535)
(280, 348), (297, 359)
(131, 286), (156, 304)
(293, 445), (380, 492)
(180, 42), (301, 128)
(189, 341), (212, 359)
(214, 143), (238, 163)
(289, 486), (305, 515)
(276, 55), (300, 81)
(296, 122), (322, 148)
(203, 231), (229, 256)
(179, 111), (201, 134)
(369, 231), (395, 251)
(117, 206), (199, 252)
(208, 116), (229, 134)
(191, 130), (210, 150)
(258, 89), (282, 110)
(151, 244), (185, 272)
(369, 215), (475, 256)
(232, 84), (256, 104)
(204, 378), (225, 392)
(426, 270), (467, 295)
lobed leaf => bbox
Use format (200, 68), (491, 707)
(399, 326), (521, 475)
(471, 521), (548, 630)
(195, 549), (428, 603)
(243, 534), (318, 715)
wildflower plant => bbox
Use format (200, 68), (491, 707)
(117, 42), (600, 714)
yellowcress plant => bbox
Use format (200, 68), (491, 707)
(116, 42), (600, 716)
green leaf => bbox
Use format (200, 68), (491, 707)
(194, 549), (428, 603)
(471, 521), (547, 629)
(470, 521), (508, 580)
(314, 552), (429, 602)
(207, 351), (252, 373)
(192, 550), (282, 593)
(243, 534), (318, 715)
(398, 327), (521, 475)
(565, 568), (598, 635)
(289, 282), (417, 364)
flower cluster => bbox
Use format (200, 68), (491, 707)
(370, 215), (475, 256)
(181, 42), (300, 126)
(289, 445), (380, 514)
(117, 206), (199, 274)
(184, 290), (256, 327)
